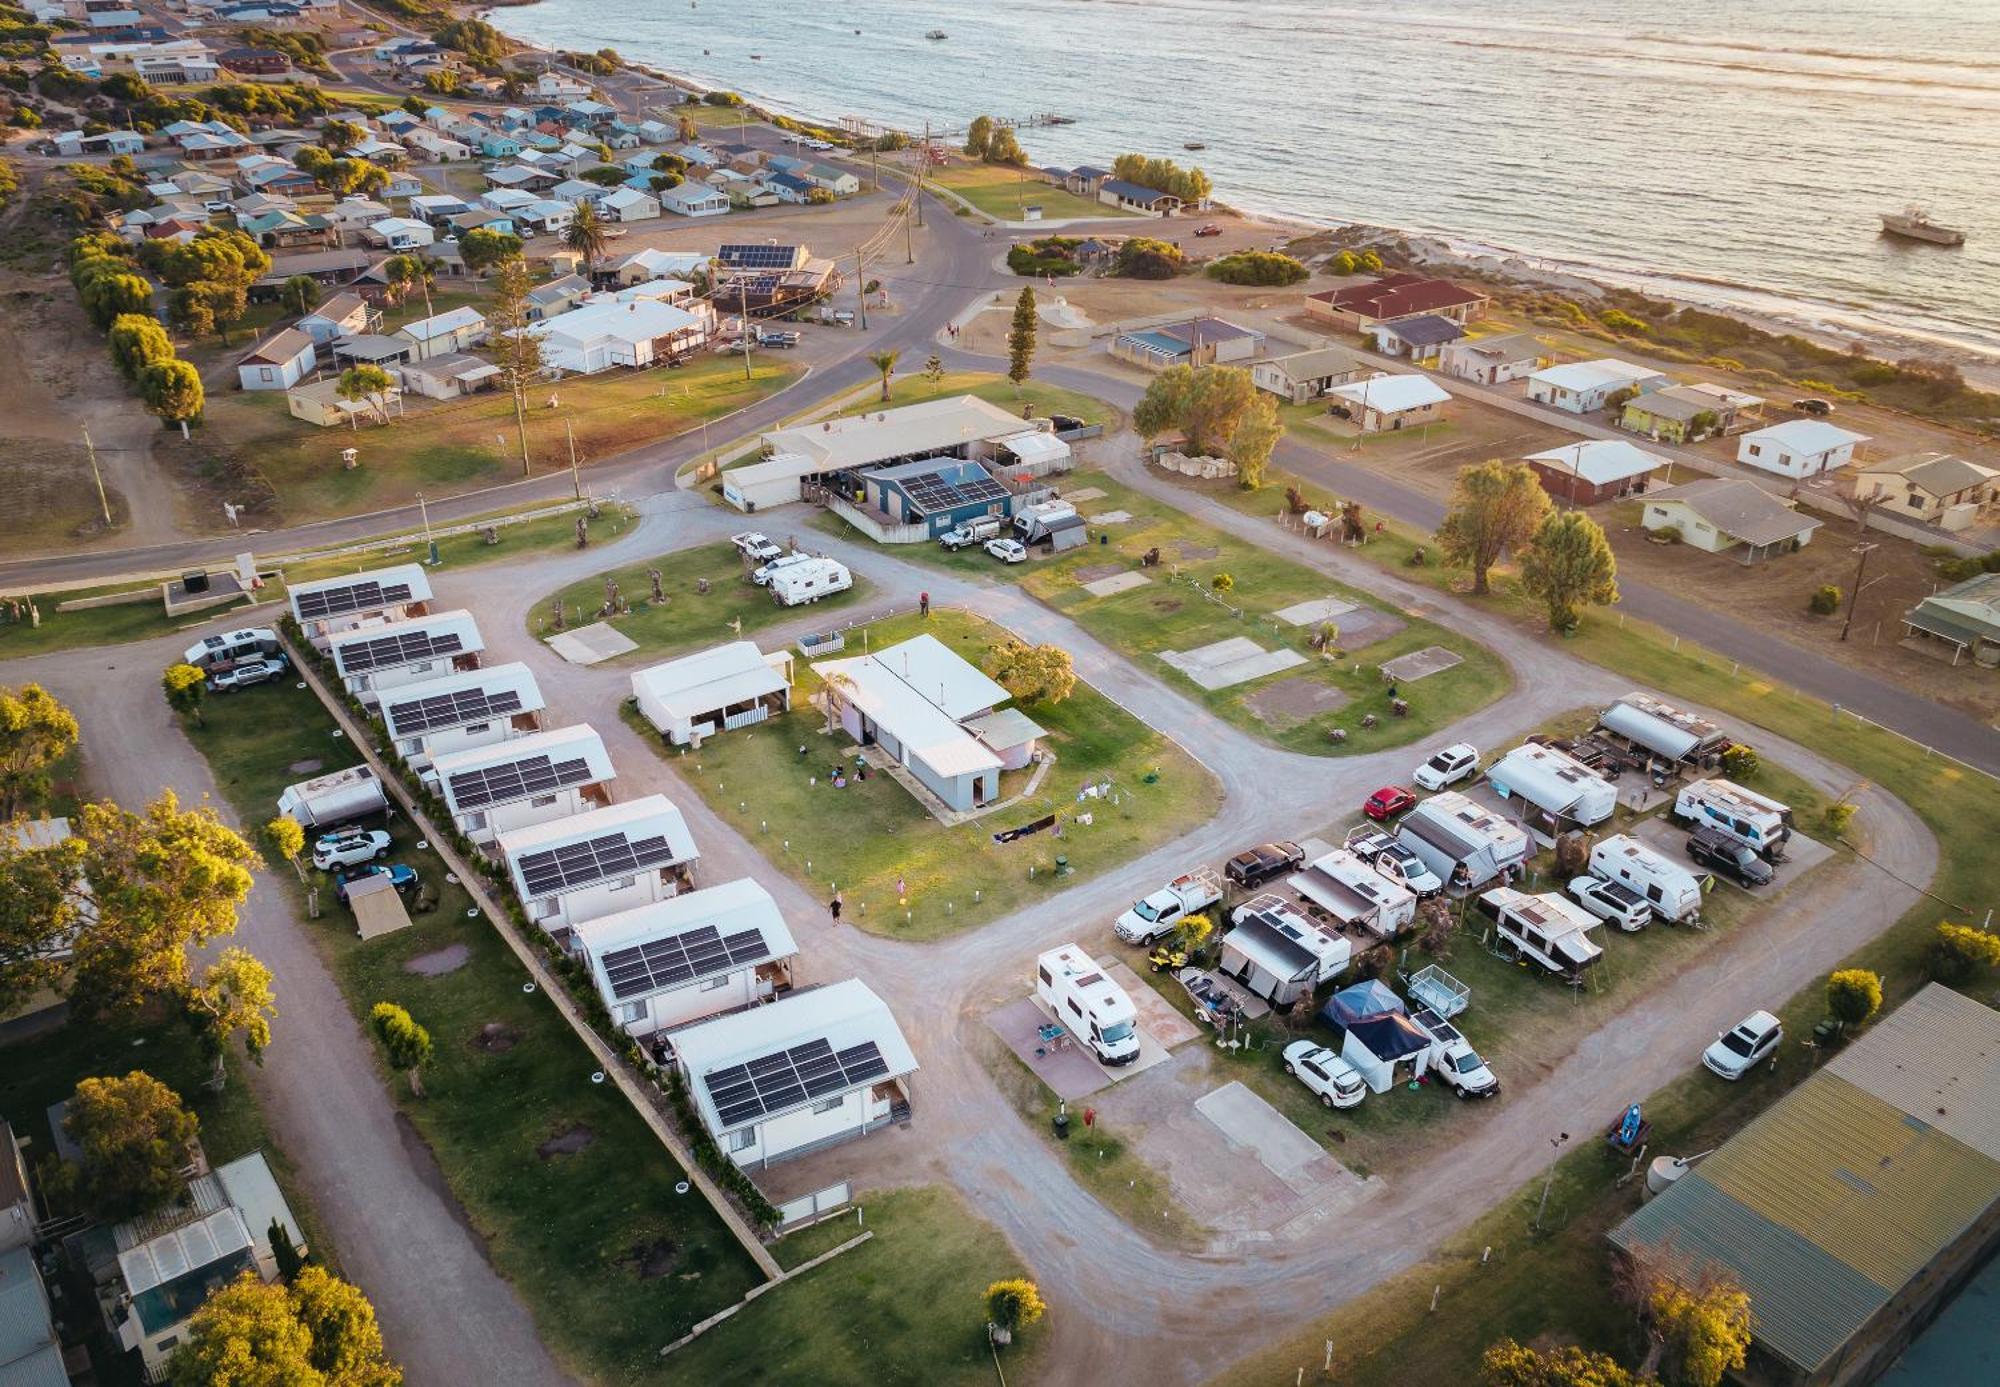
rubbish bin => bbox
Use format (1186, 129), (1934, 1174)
(1052, 1112), (1071, 1141)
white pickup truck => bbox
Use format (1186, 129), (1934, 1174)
(1114, 868), (1223, 945)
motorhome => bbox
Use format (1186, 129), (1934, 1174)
(275, 764), (387, 829)
(1394, 791), (1530, 892)
(769, 557), (853, 607)
(1673, 778), (1791, 860)
(1287, 848), (1417, 939)
(1588, 833), (1705, 924)
(1220, 894), (1352, 1005)
(1479, 887), (1604, 980)
(183, 626), (281, 673)
(1485, 742), (1618, 843)
(1596, 692), (1728, 769)
(1036, 944), (1141, 1065)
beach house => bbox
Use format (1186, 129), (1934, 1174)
(1735, 419), (1871, 479)
(1523, 440), (1668, 506)
(1110, 316), (1263, 371)
(1368, 313), (1465, 364)
(235, 327), (316, 390)
(1097, 179), (1182, 215)
(572, 878), (798, 1039)
(1438, 333), (1544, 385)
(1902, 572), (2000, 667)
(1250, 345), (1372, 403)
(1642, 478), (1821, 562)
(1525, 358), (1668, 414)
(296, 291), (374, 344)
(1304, 273), (1489, 331)
(1852, 452), (1998, 531)
(1325, 374), (1453, 432)
(394, 305), (487, 361)
(521, 296), (712, 374)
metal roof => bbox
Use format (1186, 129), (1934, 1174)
(289, 562), (429, 621)
(631, 642), (789, 722)
(1742, 418), (1871, 455)
(1328, 374), (1452, 415)
(1224, 912), (1319, 981)
(1525, 439), (1668, 486)
(572, 877), (797, 1002)
(1825, 983), (2000, 1163)
(1648, 478), (1823, 547)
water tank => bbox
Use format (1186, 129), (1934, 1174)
(1645, 1156), (1692, 1201)
(182, 569), (211, 594)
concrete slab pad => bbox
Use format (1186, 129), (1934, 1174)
(1160, 637), (1307, 690)
(1089, 509), (1134, 525)
(1106, 960), (1202, 1050)
(1194, 1081), (1331, 1193)
(987, 997), (1108, 1101)
(1380, 644), (1463, 683)
(1064, 486), (1108, 503)
(1274, 596), (1358, 627)
(546, 621), (638, 665)
(1083, 570), (1151, 598)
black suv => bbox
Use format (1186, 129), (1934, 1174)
(1686, 827), (1774, 887)
(1225, 841), (1304, 888)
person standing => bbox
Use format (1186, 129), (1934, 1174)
(829, 890), (843, 925)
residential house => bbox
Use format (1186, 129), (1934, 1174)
(550, 177), (608, 208)
(850, 457), (1019, 541)
(801, 161), (860, 195)
(395, 305), (487, 360)
(1621, 383), (1740, 444)
(408, 193), (472, 226)
(1110, 316), (1263, 370)
(1098, 178), (1181, 214)
(572, 878), (798, 1038)
(322, 196), (393, 238)
(287, 375), (402, 427)
(1368, 312), (1465, 364)
(367, 216), (435, 251)
(447, 207), (516, 239)
(379, 661), (544, 768)
(238, 162), (317, 198)
(428, 723), (615, 847)
(398, 351), (500, 400)
(1523, 439), (1668, 506)
(600, 185), (660, 222)
(761, 170), (817, 205)
(669, 978), (917, 1169)
(1853, 452), (1999, 531)
(1249, 344), (1373, 403)
(0, 1242), (61, 1387)
(328, 608), (484, 701)
(631, 642), (793, 746)
(514, 199), (577, 235)
(812, 633), (1047, 814)
(328, 333), (414, 369)
(287, 563), (431, 646)
(1642, 478), (1822, 562)
(1326, 374), (1452, 432)
(1438, 332), (1545, 385)
(525, 273), (592, 320)
(1063, 165), (1112, 197)
(1736, 419), (1871, 479)
(1525, 358), (1668, 414)
(659, 182), (729, 217)
(1902, 572), (2000, 667)
(404, 128), (471, 162)
(217, 45), (290, 75)
(480, 187), (541, 215)
(479, 130), (524, 160)
(535, 71), (591, 99)
(346, 135), (407, 167)
(717, 243), (810, 272)
(523, 296), (712, 374)
(254, 248), (376, 300)
(634, 118), (674, 144)
(241, 208), (331, 250)
(1305, 273), (1489, 330)
(236, 327), (316, 391)
(484, 164), (545, 193)
(499, 795), (700, 933)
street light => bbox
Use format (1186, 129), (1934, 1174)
(1532, 1130), (1572, 1232)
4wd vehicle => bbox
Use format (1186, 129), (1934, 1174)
(1791, 398), (1834, 417)
(312, 828), (391, 872)
(751, 552), (811, 586)
(730, 532), (783, 563)
(1193, 223), (1222, 237)
(335, 862), (420, 905)
(1225, 840), (1304, 888)
(985, 537), (1028, 564)
(1434, 1039), (1499, 1099)
(1114, 869), (1223, 945)
(1282, 1041), (1365, 1109)
(939, 516), (1004, 551)
(1686, 826), (1774, 887)
(1344, 829), (1444, 897)
(1412, 742), (1479, 791)
(210, 657), (288, 692)
(1363, 785), (1417, 820)
(1703, 1010), (1782, 1080)
(1567, 875), (1651, 932)
(757, 330), (800, 348)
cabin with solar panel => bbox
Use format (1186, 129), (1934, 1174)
(426, 723), (615, 847)
(327, 608), (485, 702)
(287, 562), (433, 648)
(380, 662), (545, 768)
(668, 978), (918, 1169)
(570, 877), (798, 1039)
(498, 794), (700, 933)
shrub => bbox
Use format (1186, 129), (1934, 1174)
(703, 89), (742, 106)
(1209, 572), (1234, 593)
(1113, 237), (1184, 280)
(1932, 922), (2000, 982)
(1719, 744), (1760, 780)
(1808, 584), (1841, 615)
(1821, 800), (1857, 837)
(1205, 251), (1307, 286)
(1601, 307), (1651, 335)
(1825, 968), (1882, 1032)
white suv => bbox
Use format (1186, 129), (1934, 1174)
(986, 537), (1028, 564)
(751, 552), (810, 586)
(1412, 742), (1479, 791)
(1282, 1041), (1365, 1109)
(1568, 875), (1651, 932)
(1703, 1011), (1782, 1080)
(312, 828), (391, 872)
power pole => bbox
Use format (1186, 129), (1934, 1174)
(81, 424), (111, 525)
(1839, 542), (1876, 642)
(916, 120), (928, 228)
(738, 278), (754, 381)
(565, 417), (582, 500)
(856, 251), (867, 331)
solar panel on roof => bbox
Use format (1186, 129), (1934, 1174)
(386, 685), (523, 736)
(336, 628), (463, 674)
(515, 829), (683, 897)
(894, 465), (1010, 516)
(702, 1036), (888, 1128)
(600, 924), (770, 1000)
(447, 752), (592, 810)
(296, 578), (414, 621)
(717, 243), (799, 269)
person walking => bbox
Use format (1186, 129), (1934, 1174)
(829, 890), (843, 925)
(919, 590), (930, 618)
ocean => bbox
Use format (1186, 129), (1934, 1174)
(491, 0), (2000, 358)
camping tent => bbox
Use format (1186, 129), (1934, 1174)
(1320, 978), (1404, 1029)
(347, 873), (412, 940)
(1341, 1011), (1436, 1093)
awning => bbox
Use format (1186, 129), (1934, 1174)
(347, 874), (413, 940)
(1599, 701), (1699, 761)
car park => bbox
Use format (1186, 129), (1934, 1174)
(1225, 841), (1305, 888)
(209, 656), (288, 692)
(751, 552), (811, 586)
(1686, 826), (1774, 886)
(986, 537), (1028, 564)
(1433, 1039), (1500, 1099)
(1343, 829), (1444, 897)
(1703, 1010), (1782, 1079)
(335, 862), (420, 905)
(1412, 743), (1479, 791)
(1363, 785), (1417, 820)
(1282, 1041), (1365, 1108)
(312, 828), (391, 871)
(730, 531), (784, 564)
(1567, 875), (1651, 932)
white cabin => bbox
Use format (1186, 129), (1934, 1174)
(428, 723), (614, 846)
(378, 661), (544, 769)
(630, 642), (793, 746)
(499, 795), (699, 933)
(288, 563), (432, 647)
(327, 608), (484, 701)
(572, 877), (798, 1037)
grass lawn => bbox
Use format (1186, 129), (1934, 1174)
(670, 1184), (1047, 1385)
(0, 584), (232, 661)
(202, 355), (803, 524)
(928, 162), (1132, 221)
(823, 471), (1511, 757)
(535, 538), (872, 657)
(638, 608), (1218, 940)
(182, 681), (765, 1379)
(855, 369), (1115, 431)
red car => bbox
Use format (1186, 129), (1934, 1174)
(1193, 223), (1222, 237)
(1363, 785), (1417, 820)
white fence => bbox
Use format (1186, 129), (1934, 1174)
(775, 1181), (852, 1229)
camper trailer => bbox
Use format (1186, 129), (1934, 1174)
(1220, 895), (1352, 1004)
(1036, 944), (1141, 1065)
(183, 627), (281, 673)
(1395, 791), (1531, 892)
(1673, 778), (1791, 860)
(769, 557), (853, 607)
(1596, 692), (1728, 769)
(1485, 742), (1618, 842)
(1479, 887), (1604, 980)
(1588, 834), (1705, 924)
(1287, 849), (1417, 940)
(275, 764), (387, 829)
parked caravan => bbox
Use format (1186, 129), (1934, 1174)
(1596, 692), (1728, 768)
(769, 557), (853, 607)
(1036, 944), (1140, 1065)
(1287, 849), (1417, 939)
(275, 764), (387, 829)
(1588, 833), (1705, 924)
(184, 627), (281, 673)
(1478, 887), (1604, 980)
(1395, 791), (1530, 892)
(1485, 742), (1618, 842)
(1672, 778), (1791, 860)
(1220, 894), (1351, 1004)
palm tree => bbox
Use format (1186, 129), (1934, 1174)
(565, 203), (609, 276)
(868, 348), (900, 403)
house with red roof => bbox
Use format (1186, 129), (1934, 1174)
(1305, 273), (1489, 331)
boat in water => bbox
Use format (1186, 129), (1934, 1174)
(1183, 140), (1207, 150)
(926, 30), (948, 40)
(1880, 205), (1966, 246)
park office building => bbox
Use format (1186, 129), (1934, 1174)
(1610, 984), (2000, 1387)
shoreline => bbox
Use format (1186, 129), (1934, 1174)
(483, 7), (2000, 394)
